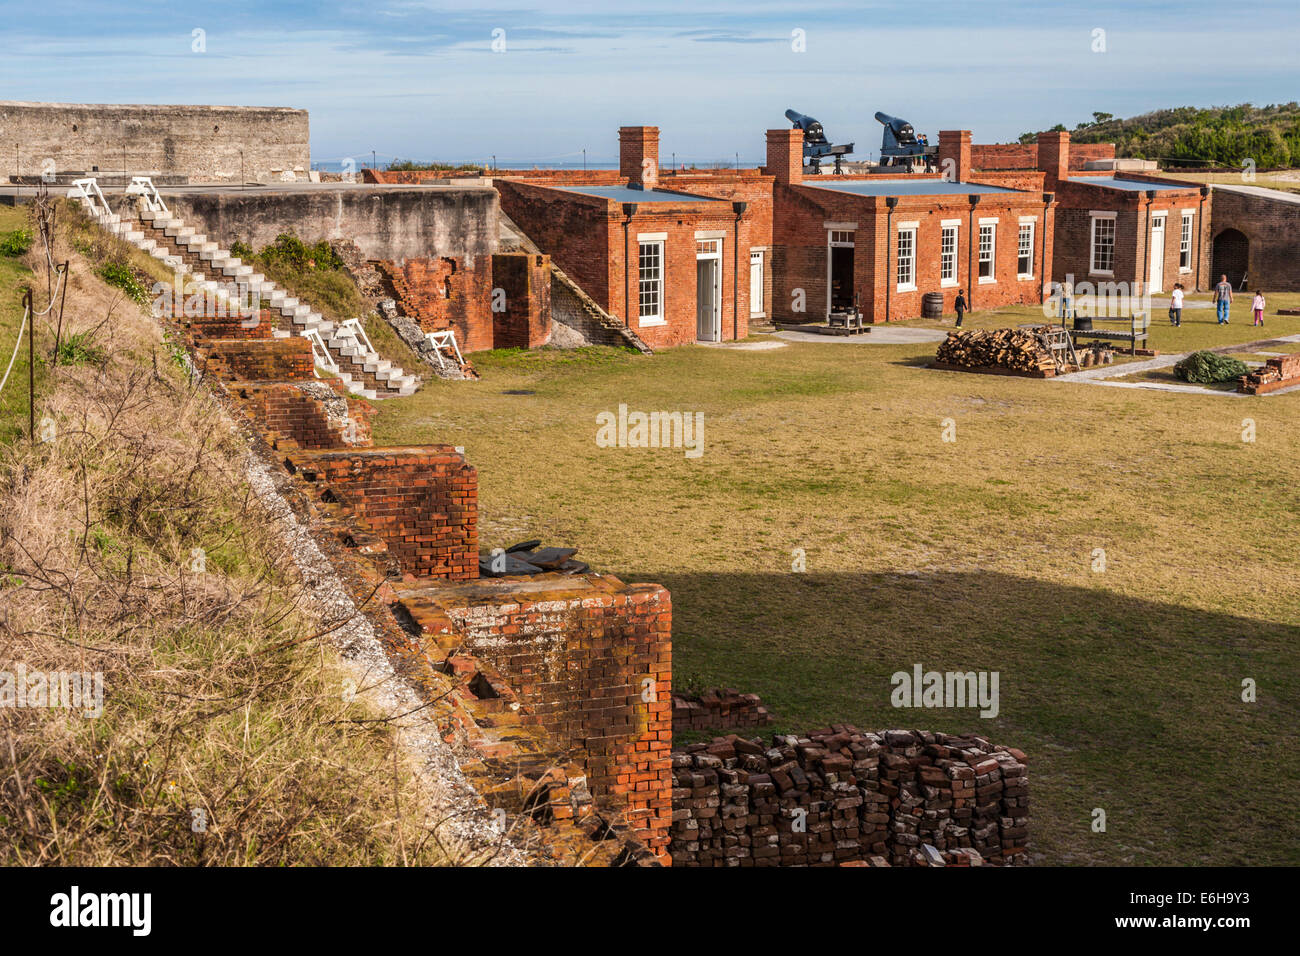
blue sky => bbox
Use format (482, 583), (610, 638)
(1, 0), (1297, 166)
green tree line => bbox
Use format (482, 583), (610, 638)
(1020, 103), (1300, 168)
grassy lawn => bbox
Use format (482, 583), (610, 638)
(373, 298), (1300, 866)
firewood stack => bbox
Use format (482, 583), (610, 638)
(1239, 353), (1300, 394)
(935, 327), (1057, 374)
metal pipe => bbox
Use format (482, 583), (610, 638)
(622, 202), (638, 328)
(885, 197), (898, 322)
(1142, 190), (1155, 304)
(1197, 185), (1209, 290)
(968, 195), (979, 310)
(25, 287), (34, 443)
(732, 201), (748, 340)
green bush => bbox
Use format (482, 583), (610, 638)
(1174, 350), (1249, 384)
(228, 240), (254, 260)
(96, 262), (149, 306)
(255, 234), (343, 273)
(0, 229), (33, 257)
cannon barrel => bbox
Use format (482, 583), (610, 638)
(874, 111), (910, 133)
(785, 109), (828, 143)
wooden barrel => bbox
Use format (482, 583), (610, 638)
(922, 291), (944, 318)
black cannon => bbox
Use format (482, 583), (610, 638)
(875, 111), (937, 171)
(785, 109), (854, 174)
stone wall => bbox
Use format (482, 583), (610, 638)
(167, 186), (499, 263)
(0, 101), (309, 183)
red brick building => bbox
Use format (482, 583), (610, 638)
(495, 127), (758, 348)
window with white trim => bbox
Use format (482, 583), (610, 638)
(1179, 211), (1194, 271)
(749, 249), (764, 316)
(1090, 214), (1116, 274)
(1017, 221), (1034, 277)
(978, 223), (996, 281)
(829, 229), (855, 246)
(638, 240), (664, 323)
(940, 225), (958, 285)
(897, 226), (916, 289)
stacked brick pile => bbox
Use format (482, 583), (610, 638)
(1239, 353), (1300, 394)
(672, 688), (774, 731)
(670, 727), (1028, 867)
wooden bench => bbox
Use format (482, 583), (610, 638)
(1068, 312), (1150, 355)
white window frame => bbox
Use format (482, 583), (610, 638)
(940, 220), (959, 287)
(1179, 210), (1194, 273)
(826, 228), (856, 316)
(977, 218), (997, 284)
(1089, 211), (1117, 277)
(896, 223), (918, 292)
(1017, 217), (1035, 279)
(749, 248), (765, 317)
(637, 234), (666, 327)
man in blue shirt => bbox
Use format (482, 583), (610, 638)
(1214, 274), (1233, 324)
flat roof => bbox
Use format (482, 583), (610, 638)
(553, 184), (716, 203)
(804, 179), (1020, 198)
(1067, 176), (1190, 192)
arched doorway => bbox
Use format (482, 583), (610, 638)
(1212, 229), (1249, 288)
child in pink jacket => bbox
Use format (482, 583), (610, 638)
(1252, 291), (1266, 326)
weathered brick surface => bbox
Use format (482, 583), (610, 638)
(199, 336), (315, 383)
(402, 574), (673, 861)
(671, 728), (1028, 867)
(972, 141), (1114, 171)
(290, 447), (478, 580)
(374, 255), (496, 353)
(673, 688), (774, 731)
(1207, 186), (1300, 291)
(491, 252), (552, 349)
(239, 382), (373, 450)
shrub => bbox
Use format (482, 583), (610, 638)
(255, 233), (343, 273)
(96, 262), (149, 305)
(1174, 350), (1250, 383)
(55, 331), (106, 366)
(0, 229), (33, 257)
(229, 240), (254, 259)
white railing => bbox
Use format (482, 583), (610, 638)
(425, 329), (464, 369)
(125, 176), (169, 215)
(307, 329), (337, 372)
(69, 178), (112, 216)
(341, 318), (376, 357)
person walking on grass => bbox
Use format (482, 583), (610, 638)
(954, 288), (968, 327)
(1169, 282), (1184, 327)
(1252, 289), (1266, 327)
(1215, 274), (1233, 324)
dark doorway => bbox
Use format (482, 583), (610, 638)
(830, 246), (855, 310)
(1212, 229), (1249, 289)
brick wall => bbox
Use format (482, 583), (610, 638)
(239, 382), (373, 450)
(672, 688), (773, 731)
(491, 252), (553, 349)
(620, 126), (660, 187)
(199, 336), (315, 382)
(1207, 187), (1300, 291)
(971, 141), (1115, 171)
(378, 255), (497, 353)
(671, 728), (1028, 867)
(290, 447), (478, 580)
(424, 577), (674, 860)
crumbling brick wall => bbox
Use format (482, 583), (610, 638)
(199, 336), (315, 383)
(671, 728), (1028, 867)
(434, 578), (673, 861)
(239, 382), (373, 450)
(290, 447), (478, 580)
(376, 256), (497, 354)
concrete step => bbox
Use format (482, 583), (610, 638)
(123, 230), (144, 242)
(222, 263), (253, 278)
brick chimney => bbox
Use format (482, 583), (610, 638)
(1037, 130), (1070, 187)
(765, 128), (804, 185)
(619, 126), (660, 187)
(938, 130), (972, 182)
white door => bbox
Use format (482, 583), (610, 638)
(696, 239), (722, 341)
(749, 250), (764, 316)
(1149, 216), (1166, 293)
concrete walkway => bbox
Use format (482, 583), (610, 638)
(1051, 332), (1300, 397)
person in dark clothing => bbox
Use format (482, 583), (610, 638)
(954, 289), (968, 327)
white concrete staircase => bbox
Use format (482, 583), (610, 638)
(78, 197), (420, 400)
